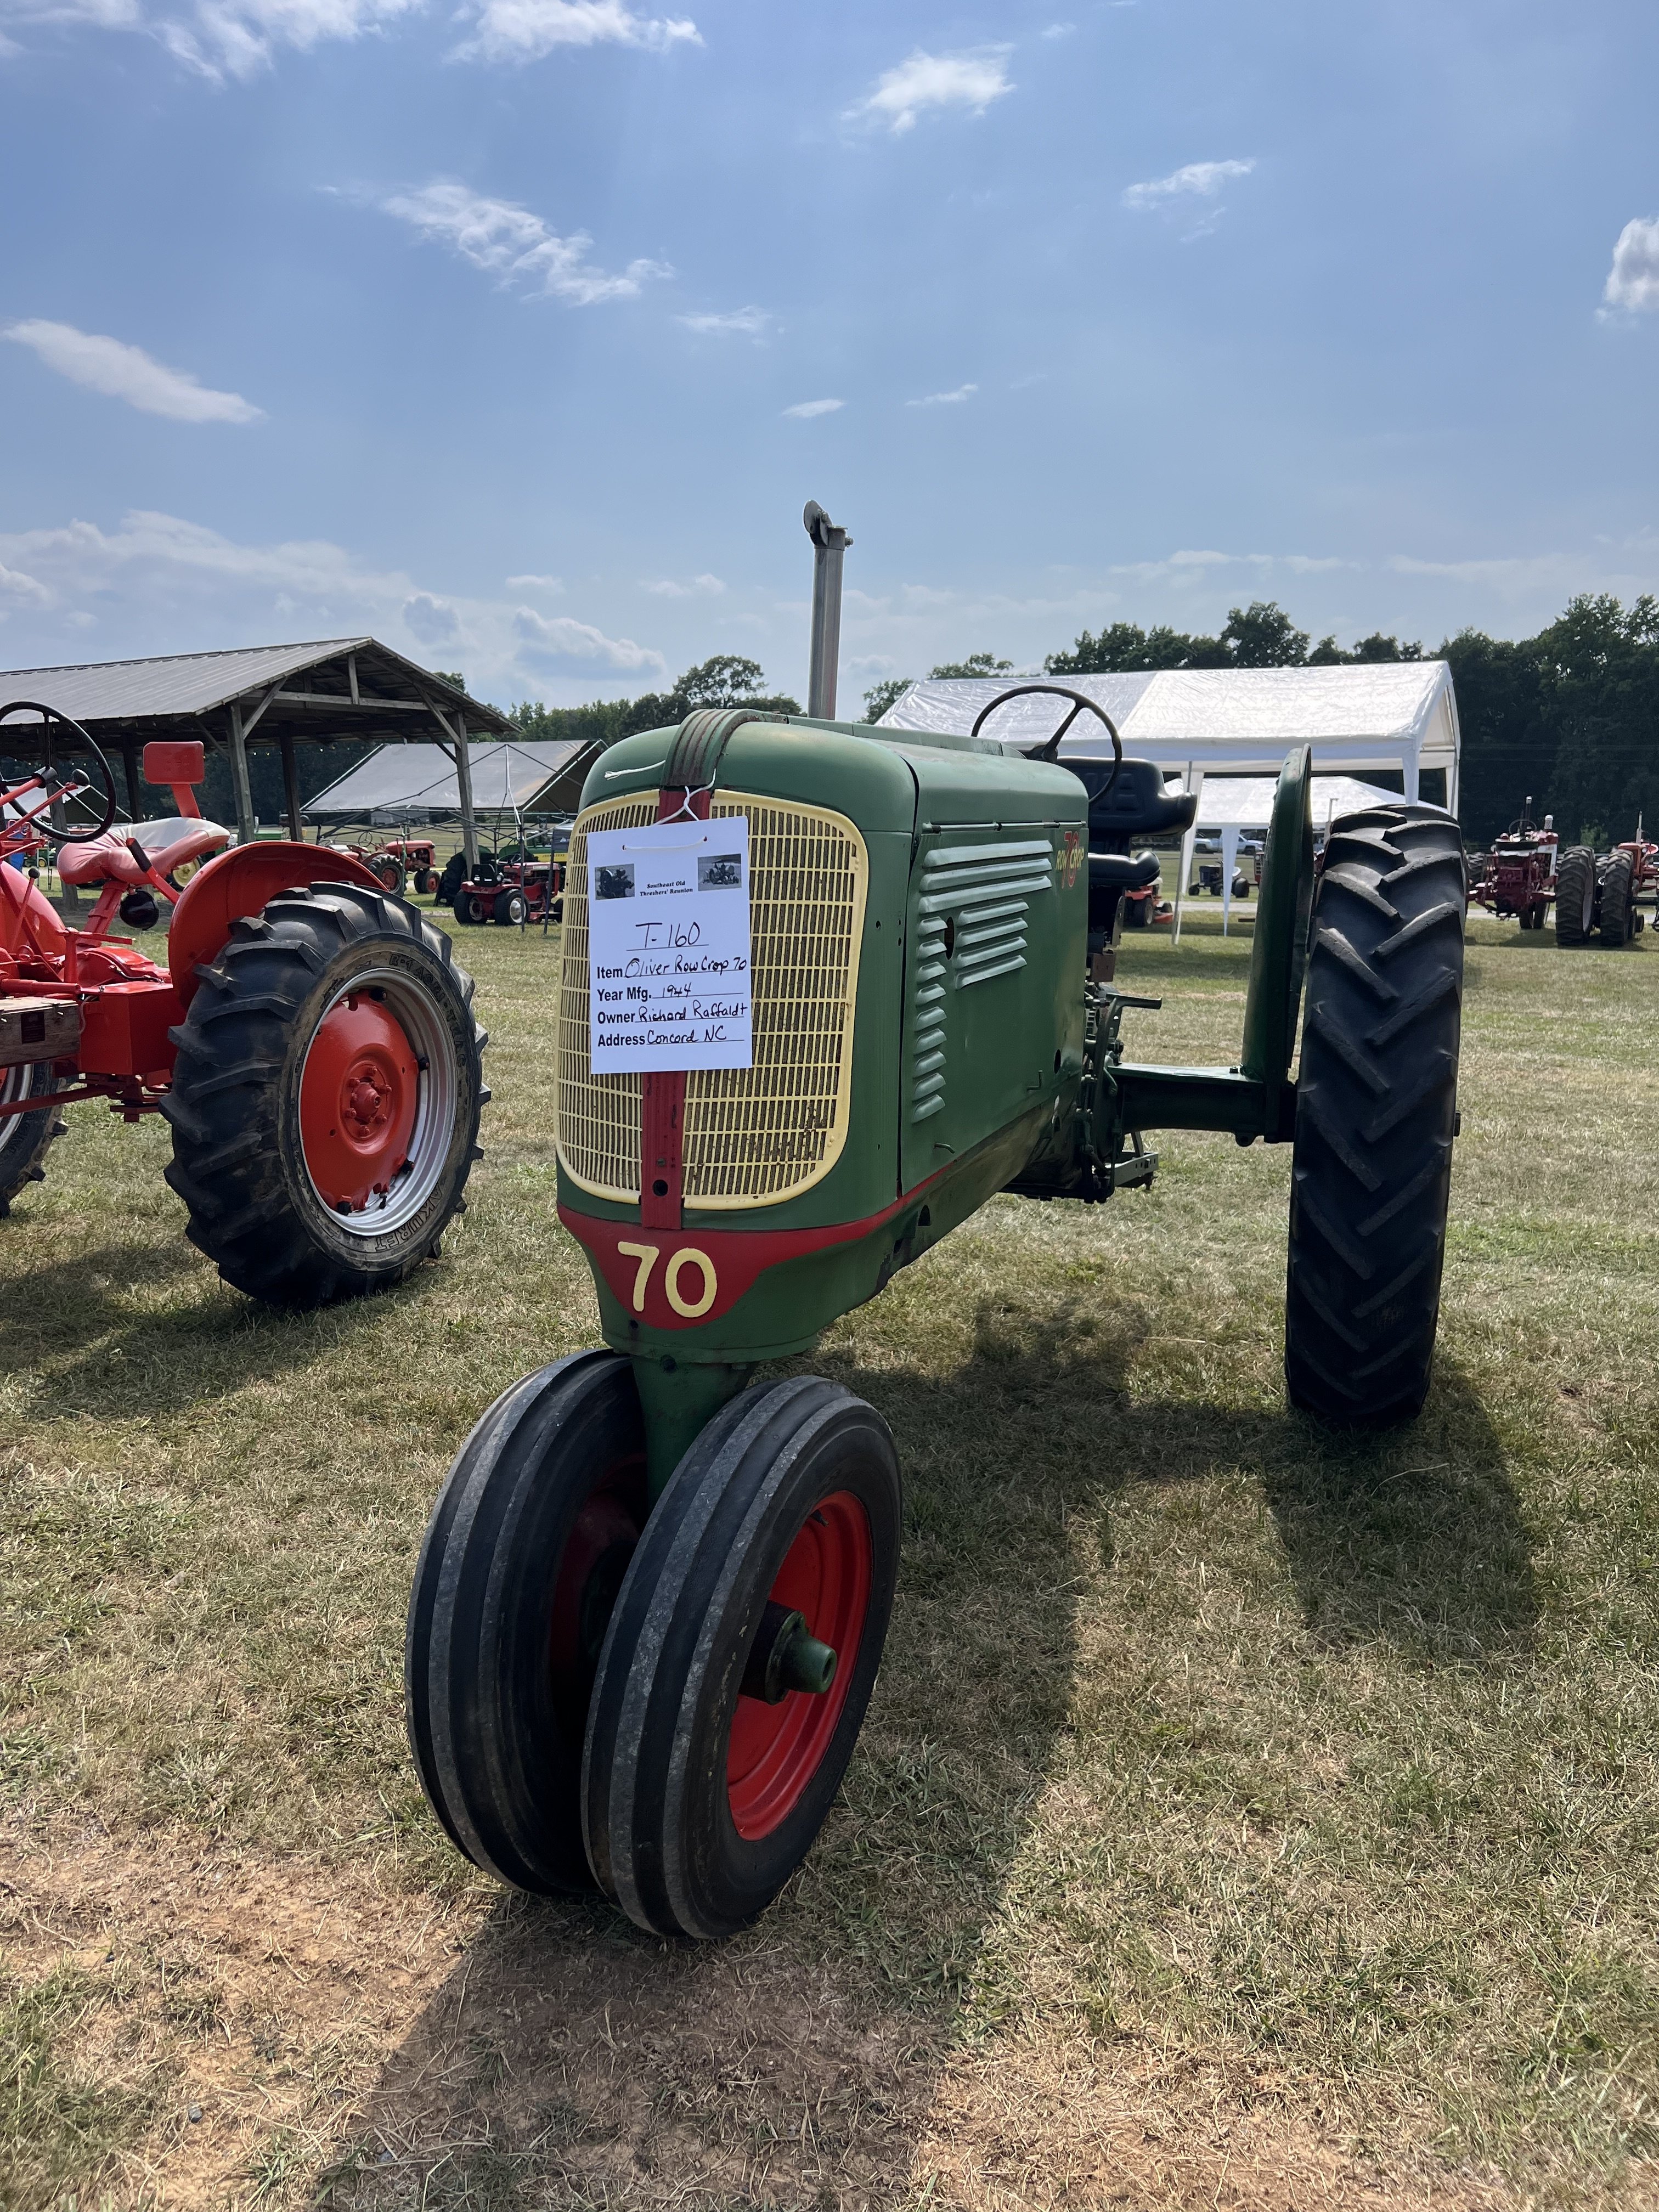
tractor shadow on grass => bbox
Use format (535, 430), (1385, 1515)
(311, 1299), (1535, 2210)
(0, 1239), (407, 1420)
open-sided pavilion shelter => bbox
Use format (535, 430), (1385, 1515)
(0, 637), (515, 868)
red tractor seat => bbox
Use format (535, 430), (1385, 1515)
(57, 817), (229, 889)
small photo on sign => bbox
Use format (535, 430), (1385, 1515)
(595, 863), (635, 901)
(585, 815), (754, 1074)
(698, 854), (743, 890)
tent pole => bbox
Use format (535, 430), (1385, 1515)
(1171, 762), (1203, 947)
(228, 701), (257, 846)
(279, 732), (303, 841)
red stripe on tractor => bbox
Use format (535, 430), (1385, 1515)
(558, 1193), (917, 1332)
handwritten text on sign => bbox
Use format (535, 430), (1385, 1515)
(586, 816), (754, 1072)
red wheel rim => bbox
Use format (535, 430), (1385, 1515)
(727, 1490), (872, 1842)
(298, 991), (421, 1213)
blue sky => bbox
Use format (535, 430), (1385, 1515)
(2, 0), (1657, 707)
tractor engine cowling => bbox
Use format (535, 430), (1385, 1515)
(554, 718), (1088, 1369)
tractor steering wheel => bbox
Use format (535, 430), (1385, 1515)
(0, 700), (120, 844)
(969, 682), (1123, 795)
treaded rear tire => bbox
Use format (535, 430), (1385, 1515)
(1555, 846), (1596, 945)
(0, 1062), (65, 1219)
(1599, 853), (1634, 947)
(1285, 802), (1465, 1427)
(161, 881), (487, 1307)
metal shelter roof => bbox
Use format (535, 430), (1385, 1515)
(880, 662), (1462, 808)
(0, 637), (513, 757)
(305, 738), (598, 820)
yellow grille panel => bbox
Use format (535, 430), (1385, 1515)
(555, 789), (867, 1209)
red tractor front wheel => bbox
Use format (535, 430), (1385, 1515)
(162, 882), (486, 1306)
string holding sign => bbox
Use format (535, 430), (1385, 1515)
(586, 816), (754, 1074)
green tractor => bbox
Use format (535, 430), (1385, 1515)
(408, 691), (1466, 1939)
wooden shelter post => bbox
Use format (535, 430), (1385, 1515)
(227, 701), (257, 845)
(120, 740), (142, 821)
(454, 718), (479, 871)
(279, 732), (303, 841)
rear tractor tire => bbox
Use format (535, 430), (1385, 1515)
(1599, 853), (1635, 947)
(495, 889), (527, 927)
(371, 857), (408, 898)
(0, 1062), (66, 1219)
(1554, 846), (1597, 945)
(1285, 802), (1465, 1427)
(161, 881), (487, 1307)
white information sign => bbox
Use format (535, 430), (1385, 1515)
(586, 816), (754, 1072)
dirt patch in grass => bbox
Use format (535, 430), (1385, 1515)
(2, 1821), (1515, 2211)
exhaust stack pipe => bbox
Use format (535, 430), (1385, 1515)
(803, 501), (851, 720)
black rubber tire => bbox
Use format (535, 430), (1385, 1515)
(1123, 894), (1149, 929)
(1285, 802), (1465, 1427)
(1599, 854), (1634, 947)
(436, 852), (467, 908)
(371, 857), (408, 898)
(549, 898), (564, 926)
(495, 889), (527, 927)
(407, 1351), (648, 1892)
(1555, 847), (1597, 945)
(583, 1376), (902, 1941)
(454, 890), (491, 927)
(0, 1062), (66, 1218)
(160, 881), (487, 1307)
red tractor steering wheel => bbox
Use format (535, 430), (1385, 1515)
(969, 681), (1124, 795)
(0, 700), (120, 844)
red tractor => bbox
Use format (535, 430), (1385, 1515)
(450, 854), (567, 928)
(1554, 832), (1656, 948)
(1, 705), (486, 1303)
(1470, 799), (1559, 930)
(327, 837), (442, 898)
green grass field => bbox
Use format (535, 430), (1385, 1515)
(2, 910), (1656, 2211)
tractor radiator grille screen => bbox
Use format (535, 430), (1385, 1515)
(556, 790), (867, 1209)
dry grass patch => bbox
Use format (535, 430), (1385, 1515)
(1, 912), (1657, 2208)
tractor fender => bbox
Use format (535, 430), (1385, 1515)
(166, 840), (387, 1008)
(0, 859), (67, 960)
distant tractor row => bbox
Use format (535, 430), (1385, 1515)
(1470, 801), (1654, 946)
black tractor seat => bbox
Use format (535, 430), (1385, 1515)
(1070, 757), (1198, 849)
(1088, 851), (1161, 893)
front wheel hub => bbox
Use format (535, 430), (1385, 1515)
(296, 970), (459, 1232)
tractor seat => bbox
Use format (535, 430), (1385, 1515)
(1088, 851), (1161, 894)
(1071, 758), (1199, 845)
(57, 816), (229, 889)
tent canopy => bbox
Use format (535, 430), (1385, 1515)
(1192, 773), (1408, 831)
(879, 663), (1461, 809)
(305, 738), (597, 821)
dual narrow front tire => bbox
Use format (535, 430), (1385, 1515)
(407, 1358), (901, 1939)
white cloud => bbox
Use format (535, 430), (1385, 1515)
(1040, 21), (1074, 37)
(908, 382), (977, 407)
(1122, 158), (1255, 211)
(0, 562), (50, 605)
(641, 573), (725, 597)
(373, 182), (670, 304)
(3, 319), (263, 422)
(452, 0), (698, 66)
(513, 606), (664, 673)
(848, 47), (1012, 136)
(677, 306), (771, 338)
(1604, 217), (1659, 313)
(782, 397), (843, 419)
(403, 591), (460, 644)
(505, 572), (563, 591)
(0, 506), (664, 697)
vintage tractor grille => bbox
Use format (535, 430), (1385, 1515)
(910, 839), (1053, 1124)
(556, 790), (867, 1208)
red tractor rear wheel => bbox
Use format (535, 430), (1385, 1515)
(161, 882), (486, 1306)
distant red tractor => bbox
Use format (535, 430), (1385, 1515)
(1, 706), (486, 1301)
(1554, 833), (1655, 949)
(450, 854), (567, 928)
(1470, 800), (1559, 930)
(328, 837), (442, 899)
